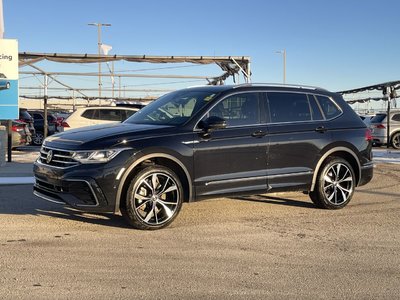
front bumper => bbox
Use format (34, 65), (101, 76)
(33, 157), (128, 213)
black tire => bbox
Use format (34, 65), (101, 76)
(32, 132), (44, 146)
(309, 157), (355, 209)
(6, 82), (10, 89)
(391, 132), (400, 149)
(122, 165), (183, 230)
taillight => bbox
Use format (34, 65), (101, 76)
(61, 121), (70, 128)
(12, 125), (24, 132)
(365, 129), (373, 141)
(376, 124), (385, 129)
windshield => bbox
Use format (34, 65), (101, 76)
(124, 89), (218, 126)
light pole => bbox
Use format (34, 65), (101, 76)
(88, 22), (111, 104)
(275, 49), (286, 84)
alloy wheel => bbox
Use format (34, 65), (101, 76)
(132, 172), (180, 226)
(323, 163), (354, 205)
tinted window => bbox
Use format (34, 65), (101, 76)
(125, 110), (136, 119)
(267, 92), (311, 123)
(81, 109), (97, 120)
(315, 96), (341, 119)
(99, 109), (122, 121)
(371, 113), (386, 123)
(392, 114), (400, 122)
(308, 94), (324, 120)
(32, 113), (44, 120)
(206, 93), (260, 127)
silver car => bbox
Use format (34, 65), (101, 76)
(370, 109), (400, 149)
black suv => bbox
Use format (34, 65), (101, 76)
(33, 84), (373, 230)
(28, 110), (58, 145)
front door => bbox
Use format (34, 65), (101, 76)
(193, 92), (269, 198)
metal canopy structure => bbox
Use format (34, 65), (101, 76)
(338, 80), (400, 149)
(18, 51), (251, 139)
(19, 52), (251, 87)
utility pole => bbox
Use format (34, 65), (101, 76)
(276, 49), (286, 84)
(88, 22), (111, 105)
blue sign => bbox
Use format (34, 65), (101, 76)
(0, 39), (18, 120)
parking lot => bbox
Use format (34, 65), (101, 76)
(0, 148), (399, 299)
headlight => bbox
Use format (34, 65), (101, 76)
(72, 148), (128, 164)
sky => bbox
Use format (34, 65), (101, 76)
(2, 0), (400, 107)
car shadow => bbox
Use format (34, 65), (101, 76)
(231, 194), (316, 209)
(35, 207), (132, 229)
(0, 184), (132, 229)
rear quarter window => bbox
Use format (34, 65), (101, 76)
(315, 95), (341, 119)
(81, 109), (98, 120)
(392, 113), (400, 122)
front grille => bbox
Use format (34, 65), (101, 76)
(39, 146), (80, 168)
(35, 178), (98, 206)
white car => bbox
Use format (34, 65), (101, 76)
(60, 106), (139, 131)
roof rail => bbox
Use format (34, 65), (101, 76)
(232, 83), (328, 91)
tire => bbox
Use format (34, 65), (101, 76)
(391, 132), (400, 149)
(32, 132), (44, 146)
(6, 82), (10, 89)
(122, 165), (183, 230)
(309, 157), (355, 209)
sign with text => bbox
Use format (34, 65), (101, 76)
(0, 39), (18, 120)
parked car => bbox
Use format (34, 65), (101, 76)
(0, 120), (32, 148)
(59, 106), (139, 131)
(28, 110), (58, 146)
(33, 84), (373, 230)
(18, 108), (36, 138)
(369, 109), (400, 149)
(0, 73), (10, 90)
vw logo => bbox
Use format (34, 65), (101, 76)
(46, 150), (54, 164)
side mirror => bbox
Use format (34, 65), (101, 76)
(200, 116), (227, 132)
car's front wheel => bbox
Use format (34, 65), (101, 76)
(391, 132), (400, 149)
(309, 157), (355, 209)
(122, 165), (183, 230)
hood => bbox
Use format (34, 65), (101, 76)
(44, 123), (174, 150)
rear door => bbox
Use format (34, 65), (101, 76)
(265, 91), (331, 191)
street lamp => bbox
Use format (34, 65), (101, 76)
(275, 49), (286, 84)
(88, 22), (111, 103)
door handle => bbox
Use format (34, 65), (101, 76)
(251, 130), (267, 138)
(315, 126), (328, 133)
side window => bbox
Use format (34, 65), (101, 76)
(99, 109), (122, 121)
(392, 114), (400, 122)
(207, 93), (260, 127)
(267, 92), (311, 123)
(315, 95), (341, 119)
(125, 110), (136, 119)
(308, 94), (324, 120)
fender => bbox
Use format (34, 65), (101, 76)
(310, 147), (361, 191)
(114, 153), (193, 213)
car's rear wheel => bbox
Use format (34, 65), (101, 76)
(391, 132), (400, 149)
(122, 165), (183, 230)
(32, 131), (44, 146)
(309, 157), (355, 209)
